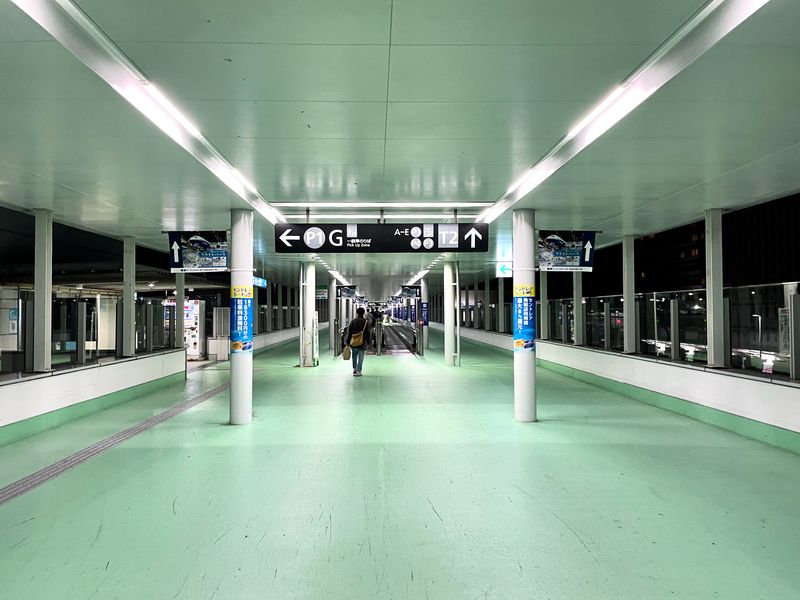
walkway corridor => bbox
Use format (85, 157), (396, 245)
(1, 335), (799, 599)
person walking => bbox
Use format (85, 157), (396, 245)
(346, 307), (371, 376)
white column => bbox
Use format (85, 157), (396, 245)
(484, 277), (490, 330)
(623, 235), (636, 354)
(230, 209), (253, 425)
(573, 271), (585, 346)
(328, 278), (336, 350)
(539, 271), (549, 340)
(175, 272), (185, 349)
(301, 262), (316, 366)
(276, 284), (284, 329)
(498, 279), (506, 333)
(265, 282), (273, 333)
(705, 209), (727, 367)
(421, 278), (430, 349)
(444, 262), (456, 366)
(513, 209), (536, 422)
(122, 236), (136, 357)
(33, 209), (52, 372)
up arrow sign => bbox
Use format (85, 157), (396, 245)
(584, 240), (593, 262)
(171, 241), (180, 263)
(464, 227), (483, 249)
(279, 229), (301, 247)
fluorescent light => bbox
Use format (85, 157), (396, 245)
(565, 86), (626, 140)
(284, 213), (475, 221)
(478, 0), (775, 224)
(142, 83), (201, 138)
(272, 202), (492, 209)
(11, 0), (284, 226)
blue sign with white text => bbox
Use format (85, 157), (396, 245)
(230, 297), (253, 353)
(513, 296), (536, 352)
(411, 305), (416, 323)
(253, 276), (268, 288)
(421, 302), (429, 326)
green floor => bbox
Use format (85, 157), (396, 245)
(1, 333), (799, 599)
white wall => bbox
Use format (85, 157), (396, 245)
(430, 322), (800, 433)
(537, 341), (800, 433)
(0, 349), (186, 428)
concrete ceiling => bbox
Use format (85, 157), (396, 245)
(0, 0), (798, 300)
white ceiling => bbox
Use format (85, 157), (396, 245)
(0, 0), (798, 299)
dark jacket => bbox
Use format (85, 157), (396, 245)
(346, 317), (371, 348)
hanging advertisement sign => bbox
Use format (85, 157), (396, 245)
(537, 230), (596, 272)
(253, 276), (268, 288)
(399, 286), (421, 298)
(168, 230), (229, 273)
(513, 283), (536, 352)
(230, 285), (253, 354)
(421, 302), (429, 326)
(316, 286), (329, 299)
(336, 286), (358, 299)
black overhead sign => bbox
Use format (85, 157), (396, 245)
(274, 223), (489, 253)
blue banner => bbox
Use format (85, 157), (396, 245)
(421, 302), (429, 326)
(230, 294), (253, 353)
(410, 304), (416, 323)
(513, 296), (536, 352)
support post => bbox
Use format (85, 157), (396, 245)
(145, 302), (154, 352)
(76, 301), (87, 364)
(421, 278), (430, 349)
(277, 284), (284, 330)
(573, 272), (584, 346)
(705, 209), (728, 367)
(539, 271), (549, 340)
(623, 235), (636, 354)
(301, 262), (316, 366)
(670, 297), (680, 361)
(329, 278), (336, 351)
(229, 209), (253, 425)
(513, 209), (536, 422)
(33, 209), (53, 372)
(790, 294), (800, 381)
(498, 279), (506, 333)
(444, 262), (457, 366)
(175, 272), (185, 349)
(122, 236), (136, 357)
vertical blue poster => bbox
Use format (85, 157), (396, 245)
(230, 285), (253, 353)
(512, 283), (536, 352)
(410, 305), (416, 323)
(421, 302), (429, 326)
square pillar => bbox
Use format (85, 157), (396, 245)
(705, 209), (728, 367)
(573, 272), (585, 346)
(122, 236), (136, 357)
(33, 209), (53, 372)
(623, 235), (636, 354)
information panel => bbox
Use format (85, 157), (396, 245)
(336, 285), (358, 299)
(168, 231), (228, 273)
(275, 223), (488, 253)
(512, 283), (536, 352)
(230, 285), (253, 354)
(399, 286), (421, 298)
(421, 302), (429, 326)
(538, 230), (596, 272)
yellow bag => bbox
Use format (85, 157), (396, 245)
(342, 346), (351, 360)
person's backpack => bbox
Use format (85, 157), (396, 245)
(349, 320), (368, 347)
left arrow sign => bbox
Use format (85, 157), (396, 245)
(280, 229), (301, 247)
(171, 241), (180, 263)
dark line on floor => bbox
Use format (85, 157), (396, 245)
(0, 382), (230, 507)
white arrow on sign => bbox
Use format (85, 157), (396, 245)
(280, 229), (301, 247)
(171, 241), (180, 263)
(584, 240), (593, 262)
(464, 227), (483, 249)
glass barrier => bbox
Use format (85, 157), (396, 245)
(728, 283), (795, 378)
(0, 287), (25, 377)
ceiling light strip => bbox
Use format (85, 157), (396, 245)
(272, 202), (493, 209)
(283, 213), (476, 221)
(10, 0), (285, 225)
(479, 0), (773, 224)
